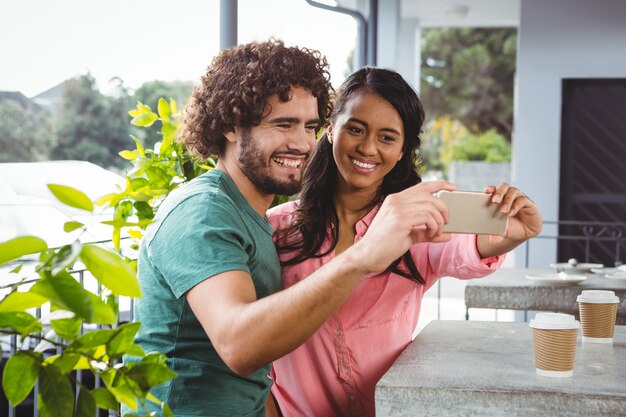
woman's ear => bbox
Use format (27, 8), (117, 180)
(397, 152), (403, 161)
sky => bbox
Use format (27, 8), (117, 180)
(0, 0), (357, 97)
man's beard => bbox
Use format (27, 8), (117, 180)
(238, 130), (305, 196)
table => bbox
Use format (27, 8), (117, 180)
(375, 321), (626, 417)
(464, 268), (626, 324)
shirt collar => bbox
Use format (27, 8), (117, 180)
(355, 204), (381, 236)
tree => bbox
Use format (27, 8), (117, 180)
(420, 28), (517, 141)
(0, 99), (53, 162)
(50, 74), (131, 169)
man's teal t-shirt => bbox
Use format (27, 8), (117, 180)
(127, 169), (281, 417)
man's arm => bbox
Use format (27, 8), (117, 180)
(186, 181), (455, 376)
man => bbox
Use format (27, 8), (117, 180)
(129, 39), (456, 416)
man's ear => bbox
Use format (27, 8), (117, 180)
(224, 130), (237, 144)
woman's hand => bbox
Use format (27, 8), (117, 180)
(484, 183), (542, 241)
(476, 183), (542, 258)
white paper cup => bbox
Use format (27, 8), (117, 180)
(577, 290), (620, 343)
(529, 313), (580, 378)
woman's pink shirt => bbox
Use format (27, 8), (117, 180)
(267, 201), (505, 417)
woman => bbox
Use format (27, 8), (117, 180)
(267, 67), (542, 417)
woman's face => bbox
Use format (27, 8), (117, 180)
(329, 91), (405, 194)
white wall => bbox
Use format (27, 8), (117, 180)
(513, 0), (626, 267)
(376, 0), (421, 91)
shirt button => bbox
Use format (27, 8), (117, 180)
(359, 223), (365, 229)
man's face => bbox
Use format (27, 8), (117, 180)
(237, 87), (320, 196)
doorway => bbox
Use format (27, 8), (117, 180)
(558, 78), (626, 265)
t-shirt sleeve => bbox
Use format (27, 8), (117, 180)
(146, 195), (251, 298)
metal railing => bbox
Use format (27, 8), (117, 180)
(1, 264), (134, 417)
(524, 220), (625, 267)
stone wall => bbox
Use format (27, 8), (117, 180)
(448, 161), (511, 191)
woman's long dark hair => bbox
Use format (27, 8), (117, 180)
(275, 67), (427, 284)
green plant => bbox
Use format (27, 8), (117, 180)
(420, 117), (511, 175)
(0, 185), (176, 417)
(96, 98), (212, 251)
(442, 128), (511, 167)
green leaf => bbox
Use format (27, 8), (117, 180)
(30, 273), (115, 324)
(160, 121), (177, 154)
(145, 166), (170, 188)
(94, 192), (122, 207)
(107, 322), (141, 358)
(117, 200), (133, 219)
(128, 157), (152, 178)
(63, 221), (84, 233)
(74, 388), (96, 417)
(130, 177), (149, 191)
(131, 135), (145, 157)
(0, 291), (49, 312)
(51, 316), (82, 341)
(100, 220), (151, 228)
(89, 292), (117, 324)
(119, 150), (137, 160)
(0, 236), (47, 265)
(2, 351), (41, 406)
(0, 311), (42, 336)
(169, 98), (177, 115)
(157, 97), (171, 119)
(163, 402), (174, 417)
(70, 328), (116, 349)
(50, 241), (83, 277)
(48, 351), (81, 375)
(91, 387), (118, 410)
(38, 364), (74, 417)
(137, 102), (152, 113)
(80, 245), (141, 297)
(126, 343), (146, 357)
(141, 352), (167, 364)
(31, 274), (92, 322)
(131, 112), (158, 127)
(126, 363), (177, 391)
(47, 184), (94, 212)
(101, 370), (138, 410)
(133, 201), (154, 220)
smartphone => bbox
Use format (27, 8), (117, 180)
(436, 190), (508, 235)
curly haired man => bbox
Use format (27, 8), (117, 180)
(127, 39), (332, 417)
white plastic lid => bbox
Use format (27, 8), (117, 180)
(529, 313), (580, 330)
(577, 290), (620, 304)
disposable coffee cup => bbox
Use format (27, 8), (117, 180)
(577, 290), (620, 344)
(529, 313), (580, 378)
